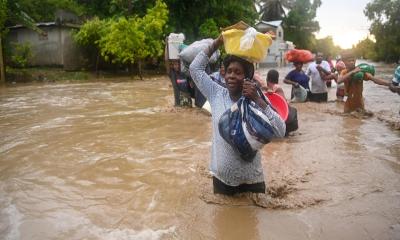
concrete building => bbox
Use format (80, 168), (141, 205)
(255, 20), (295, 67)
(7, 10), (84, 70)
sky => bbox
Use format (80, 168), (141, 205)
(315, 0), (372, 49)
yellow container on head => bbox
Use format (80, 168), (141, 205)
(222, 28), (272, 63)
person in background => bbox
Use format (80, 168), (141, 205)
(254, 70), (285, 99)
(266, 69), (286, 98)
(189, 35), (286, 196)
(306, 52), (331, 102)
(256, 70), (299, 136)
(325, 55), (335, 87)
(168, 61), (184, 106)
(337, 50), (390, 113)
(210, 62), (226, 86)
(284, 62), (310, 101)
(335, 60), (347, 101)
(389, 65), (400, 95)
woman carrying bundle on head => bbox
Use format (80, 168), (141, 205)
(189, 31), (286, 196)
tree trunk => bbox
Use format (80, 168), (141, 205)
(95, 52), (100, 77)
(138, 59), (143, 80)
(0, 37), (5, 84)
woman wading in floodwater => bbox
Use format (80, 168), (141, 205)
(189, 35), (286, 195)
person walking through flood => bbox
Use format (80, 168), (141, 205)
(167, 61), (182, 106)
(254, 70), (286, 99)
(210, 62), (226, 86)
(389, 65), (400, 95)
(306, 52), (331, 102)
(325, 55), (335, 87)
(283, 62), (310, 102)
(256, 70), (299, 136)
(189, 35), (286, 196)
(334, 60), (347, 101)
(338, 50), (390, 113)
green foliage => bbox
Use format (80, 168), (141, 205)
(109, 0), (154, 17)
(73, 0), (168, 75)
(283, 0), (321, 49)
(0, 0), (83, 28)
(73, 17), (108, 47)
(0, 1), (7, 30)
(199, 19), (219, 39)
(364, 0), (400, 62)
(98, 0), (168, 65)
(166, 0), (258, 42)
(98, 17), (144, 64)
(140, 0), (168, 58)
(314, 36), (341, 58)
(9, 42), (32, 68)
(74, 0), (112, 18)
(352, 38), (377, 61)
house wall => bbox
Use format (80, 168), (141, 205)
(7, 26), (83, 70)
(263, 26), (285, 67)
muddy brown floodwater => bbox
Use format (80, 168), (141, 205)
(0, 61), (399, 240)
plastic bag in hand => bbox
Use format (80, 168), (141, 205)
(218, 95), (278, 162)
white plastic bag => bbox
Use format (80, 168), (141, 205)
(292, 85), (308, 102)
(239, 27), (258, 51)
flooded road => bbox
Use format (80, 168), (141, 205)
(0, 62), (399, 239)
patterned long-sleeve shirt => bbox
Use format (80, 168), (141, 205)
(189, 51), (286, 186)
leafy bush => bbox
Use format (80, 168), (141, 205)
(199, 19), (219, 39)
(10, 42), (32, 68)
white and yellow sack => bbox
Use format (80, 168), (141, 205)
(222, 27), (272, 63)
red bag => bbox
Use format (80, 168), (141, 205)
(285, 49), (314, 63)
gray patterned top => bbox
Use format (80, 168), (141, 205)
(189, 51), (286, 186)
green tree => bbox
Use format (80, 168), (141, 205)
(166, 0), (258, 42)
(199, 18), (220, 39)
(97, 0), (168, 79)
(73, 17), (109, 73)
(353, 37), (377, 60)
(74, 0), (257, 42)
(0, 0), (43, 84)
(314, 36), (341, 58)
(16, 0), (83, 21)
(364, 0), (400, 62)
(282, 0), (321, 50)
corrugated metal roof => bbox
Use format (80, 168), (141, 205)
(8, 22), (80, 29)
(256, 20), (282, 28)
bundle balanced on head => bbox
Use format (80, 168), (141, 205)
(337, 50), (390, 114)
(189, 25), (286, 196)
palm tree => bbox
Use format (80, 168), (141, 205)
(256, 0), (294, 21)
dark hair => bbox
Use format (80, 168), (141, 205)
(267, 69), (279, 84)
(223, 55), (254, 79)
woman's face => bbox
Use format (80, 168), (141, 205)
(225, 61), (245, 94)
